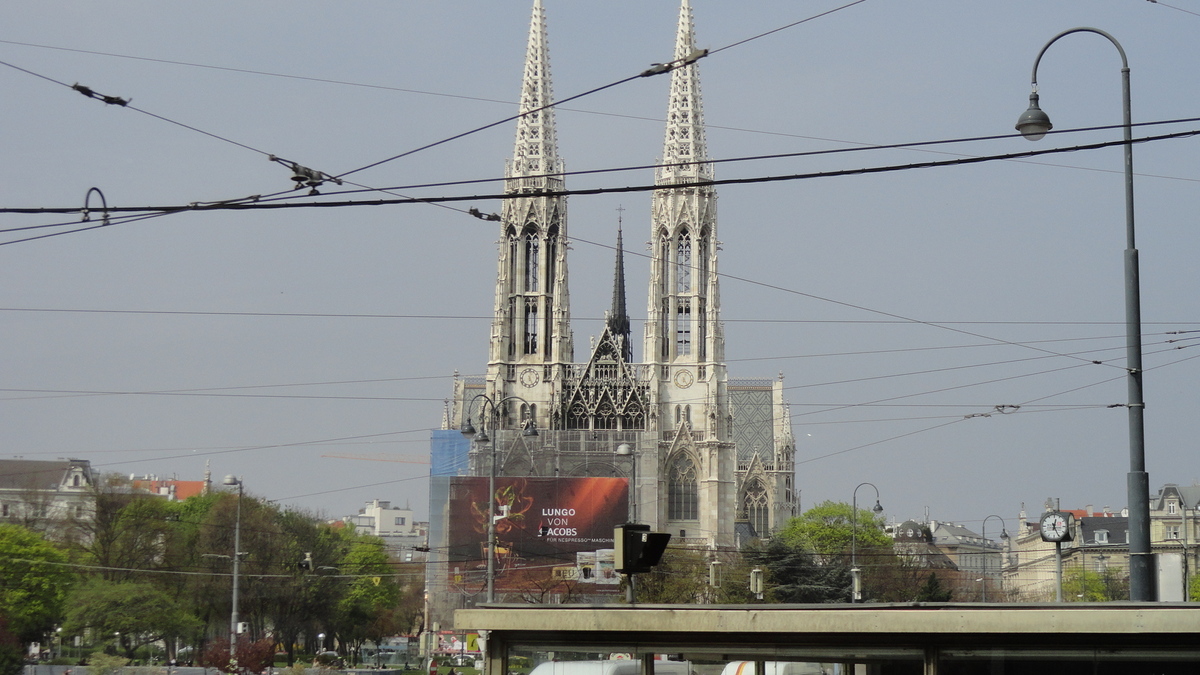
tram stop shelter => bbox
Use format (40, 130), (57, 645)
(456, 603), (1200, 675)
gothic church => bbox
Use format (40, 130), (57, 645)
(446, 0), (796, 554)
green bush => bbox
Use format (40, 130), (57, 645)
(85, 652), (130, 675)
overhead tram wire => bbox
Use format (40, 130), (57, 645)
(0, 58), (490, 222)
(794, 348), (1200, 466)
(17, 30), (1189, 184)
(8, 125), (1192, 219)
(0, 306), (1193, 330)
(0, 0), (871, 158)
(329, 0), (870, 180)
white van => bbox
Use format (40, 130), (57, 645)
(529, 660), (693, 675)
(720, 662), (825, 675)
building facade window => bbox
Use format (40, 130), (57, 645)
(676, 231), (691, 293)
(1166, 525), (1181, 540)
(1167, 500), (1177, 515)
(676, 300), (692, 356)
(668, 454), (698, 521)
(524, 298), (539, 354)
(524, 231), (540, 292)
(395, 516), (406, 526)
(743, 480), (769, 537)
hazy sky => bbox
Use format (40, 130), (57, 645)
(2, 1), (1198, 536)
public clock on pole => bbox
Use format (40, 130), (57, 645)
(1039, 511), (1074, 542)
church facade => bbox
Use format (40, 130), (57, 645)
(443, 0), (796, 556)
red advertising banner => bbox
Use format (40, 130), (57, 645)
(447, 476), (628, 591)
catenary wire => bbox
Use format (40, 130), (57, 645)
(7, 127), (1189, 219)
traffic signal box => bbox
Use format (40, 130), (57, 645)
(614, 523), (671, 575)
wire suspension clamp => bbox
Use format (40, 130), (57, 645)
(81, 187), (109, 225)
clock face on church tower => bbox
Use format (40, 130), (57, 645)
(519, 368), (540, 388)
(673, 369), (694, 388)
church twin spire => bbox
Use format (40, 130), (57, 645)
(490, 0), (720, 409)
(644, 0), (722, 369)
(489, 0), (572, 384)
(509, 0), (561, 185)
(658, 0), (713, 185)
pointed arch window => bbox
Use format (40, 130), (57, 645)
(622, 404), (644, 430)
(660, 298), (671, 361)
(520, 403), (537, 427)
(507, 228), (519, 294)
(524, 230), (540, 292)
(676, 229), (692, 293)
(546, 226), (558, 295)
(507, 297), (518, 359)
(524, 298), (539, 355)
(568, 403), (588, 430)
(658, 233), (670, 294)
(595, 403), (617, 430)
(743, 480), (769, 538)
(676, 299), (692, 356)
(668, 454), (698, 520)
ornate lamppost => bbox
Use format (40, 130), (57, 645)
(460, 393), (538, 602)
(851, 482), (883, 603)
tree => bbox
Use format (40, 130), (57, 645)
(63, 578), (201, 659)
(623, 547), (713, 604)
(743, 537), (851, 603)
(0, 616), (24, 675)
(0, 524), (74, 645)
(915, 572), (953, 602)
(1063, 567), (1127, 602)
(65, 474), (186, 582)
(776, 501), (891, 559)
(332, 529), (402, 664)
(198, 637), (274, 675)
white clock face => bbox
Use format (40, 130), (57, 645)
(1040, 513), (1068, 541)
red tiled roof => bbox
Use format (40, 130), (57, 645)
(132, 479), (207, 500)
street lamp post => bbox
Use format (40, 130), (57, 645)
(980, 515), (1008, 602)
(850, 482), (883, 603)
(616, 443), (636, 522)
(460, 393), (538, 603)
(1014, 27), (1153, 601)
(222, 475), (243, 663)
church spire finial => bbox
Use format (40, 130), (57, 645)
(608, 207), (632, 362)
(658, 0), (711, 184)
(509, 0), (560, 185)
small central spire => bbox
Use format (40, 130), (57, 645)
(608, 208), (632, 362)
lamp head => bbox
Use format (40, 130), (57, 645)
(1016, 91), (1053, 141)
(616, 443), (632, 456)
(474, 428), (490, 444)
(460, 417), (477, 439)
(222, 475), (240, 487)
(872, 500), (884, 514)
(522, 418), (538, 437)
